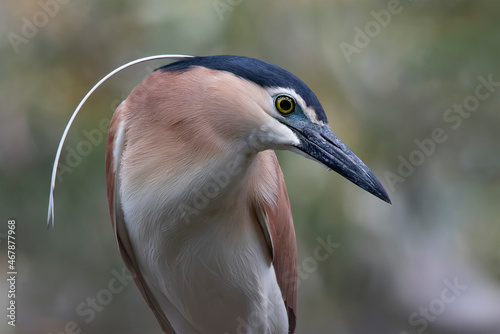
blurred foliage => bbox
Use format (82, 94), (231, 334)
(0, 0), (499, 333)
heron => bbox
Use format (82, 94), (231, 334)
(48, 54), (390, 334)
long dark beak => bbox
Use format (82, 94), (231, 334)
(290, 123), (391, 204)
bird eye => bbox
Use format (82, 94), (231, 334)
(275, 95), (295, 115)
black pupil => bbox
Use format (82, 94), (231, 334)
(280, 99), (292, 111)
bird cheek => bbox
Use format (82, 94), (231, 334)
(247, 120), (300, 151)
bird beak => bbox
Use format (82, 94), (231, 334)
(288, 123), (391, 204)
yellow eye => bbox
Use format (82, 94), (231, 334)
(275, 95), (295, 115)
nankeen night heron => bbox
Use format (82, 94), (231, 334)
(48, 55), (390, 334)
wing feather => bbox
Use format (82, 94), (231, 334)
(105, 102), (176, 334)
(256, 153), (298, 334)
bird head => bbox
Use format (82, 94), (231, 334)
(154, 55), (391, 203)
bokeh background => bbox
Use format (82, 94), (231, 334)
(1, 0), (499, 333)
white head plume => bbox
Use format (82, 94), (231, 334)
(47, 54), (194, 228)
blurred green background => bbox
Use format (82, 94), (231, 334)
(1, 0), (499, 333)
